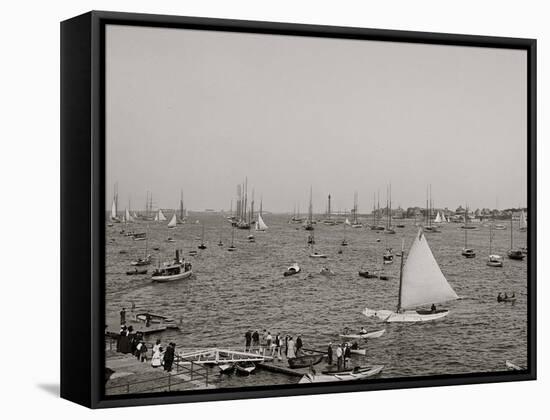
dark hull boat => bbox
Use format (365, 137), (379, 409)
(358, 270), (389, 280)
(126, 268), (147, 275)
(287, 354), (324, 369)
(462, 248), (476, 258)
(507, 250), (525, 260)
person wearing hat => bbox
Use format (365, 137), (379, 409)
(327, 342), (333, 365)
(296, 335), (303, 356)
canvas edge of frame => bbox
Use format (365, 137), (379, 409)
(59, 10), (537, 409)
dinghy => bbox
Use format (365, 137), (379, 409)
(309, 252), (328, 259)
(487, 224), (503, 267)
(219, 363), (235, 374)
(288, 353), (324, 369)
(299, 365), (384, 383)
(284, 263), (301, 277)
(319, 267), (335, 276)
(363, 229), (459, 323)
(235, 361), (256, 376)
(339, 329), (386, 340)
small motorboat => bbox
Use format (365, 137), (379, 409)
(309, 252), (327, 259)
(284, 263), (301, 277)
(219, 363), (235, 374)
(507, 250), (525, 260)
(151, 251), (193, 283)
(130, 255), (152, 266)
(126, 268), (148, 275)
(487, 254), (503, 267)
(339, 329), (386, 340)
(299, 365), (384, 383)
(358, 270), (389, 281)
(288, 353), (325, 369)
(235, 361), (256, 376)
(462, 248), (476, 258)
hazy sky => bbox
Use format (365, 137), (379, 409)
(106, 24), (527, 213)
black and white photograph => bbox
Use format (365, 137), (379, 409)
(103, 22), (531, 396)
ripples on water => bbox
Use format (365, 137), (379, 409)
(106, 215), (528, 387)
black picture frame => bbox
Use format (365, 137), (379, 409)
(61, 10), (536, 409)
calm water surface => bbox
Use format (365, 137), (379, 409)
(106, 214), (528, 388)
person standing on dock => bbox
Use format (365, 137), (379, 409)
(163, 343), (175, 372)
(120, 307), (126, 325)
(287, 337), (296, 359)
(252, 330), (260, 352)
(344, 343), (351, 369)
(336, 344), (343, 370)
(151, 339), (162, 368)
(266, 332), (273, 355)
(296, 335), (303, 356)
(327, 343), (333, 365)
(244, 330), (252, 352)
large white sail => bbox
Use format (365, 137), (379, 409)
(344, 218), (351, 226)
(158, 209), (167, 222)
(111, 199), (117, 220)
(125, 208), (133, 223)
(256, 214), (268, 231)
(520, 211), (527, 230)
(400, 230), (458, 308)
(434, 212), (442, 223)
(167, 212), (177, 228)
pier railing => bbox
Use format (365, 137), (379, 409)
(105, 357), (209, 395)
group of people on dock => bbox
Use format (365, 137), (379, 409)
(327, 342), (353, 370)
(244, 330), (305, 360)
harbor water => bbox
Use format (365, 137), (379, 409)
(106, 214), (528, 388)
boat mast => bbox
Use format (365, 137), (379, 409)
(489, 223), (493, 254)
(464, 205), (468, 248)
(510, 212), (514, 249)
(180, 190), (184, 220)
(397, 238), (405, 313)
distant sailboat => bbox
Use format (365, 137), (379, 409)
(227, 226), (236, 251)
(110, 186), (120, 223)
(198, 224), (207, 249)
(351, 192), (363, 228)
(461, 206), (476, 258)
(344, 218), (351, 226)
(178, 190), (186, 224)
(125, 208), (134, 223)
(507, 213), (525, 260)
(384, 185), (395, 234)
(155, 209), (167, 222)
(364, 229), (459, 322)
(167, 213), (177, 228)
(256, 213), (268, 231)
(434, 212), (442, 224)
(341, 223), (349, 246)
(304, 187), (314, 231)
(519, 210), (527, 232)
(487, 223), (503, 267)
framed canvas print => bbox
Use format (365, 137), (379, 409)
(60, 11), (536, 408)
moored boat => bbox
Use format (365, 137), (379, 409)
(287, 353), (324, 369)
(339, 329), (386, 340)
(126, 268), (148, 275)
(235, 361), (256, 376)
(219, 363), (235, 374)
(284, 263), (301, 277)
(299, 365), (384, 383)
(151, 250), (193, 283)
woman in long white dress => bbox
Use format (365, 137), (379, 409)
(151, 339), (163, 368)
(287, 337), (296, 359)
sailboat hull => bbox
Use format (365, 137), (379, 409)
(363, 308), (449, 323)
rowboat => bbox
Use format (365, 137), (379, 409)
(309, 252), (327, 259)
(288, 353), (325, 369)
(235, 361), (255, 376)
(299, 365), (384, 383)
(126, 268), (147, 275)
(219, 363), (235, 374)
(339, 329), (386, 340)
(284, 263), (301, 277)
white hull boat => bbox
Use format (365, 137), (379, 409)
(339, 329), (386, 340)
(299, 365), (384, 384)
(152, 269), (192, 283)
(363, 229), (459, 323)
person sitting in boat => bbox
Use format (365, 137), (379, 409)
(360, 327), (367, 334)
(497, 293), (503, 302)
(431, 304), (437, 313)
(351, 341), (359, 350)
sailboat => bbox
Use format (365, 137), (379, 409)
(255, 200), (268, 231)
(487, 223), (503, 267)
(384, 186), (395, 234)
(341, 223), (349, 246)
(461, 206), (476, 258)
(178, 190), (187, 224)
(424, 186), (440, 233)
(434, 212), (442, 224)
(198, 224), (207, 249)
(131, 233), (152, 266)
(110, 185), (120, 223)
(507, 213), (525, 260)
(167, 212), (177, 228)
(344, 218), (351, 226)
(304, 187), (314, 231)
(155, 209), (167, 222)
(363, 229), (459, 322)
(227, 225), (236, 251)
(351, 192), (363, 228)
(519, 210), (527, 232)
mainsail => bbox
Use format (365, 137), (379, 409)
(111, 199), (117, 220)
(345, 218), (351, 226)
(125, 208), (133, 223)
(168, 213), (177, 228)
(434, 212), (442, 223)
(256, 214), (268, 231)
(400, 230), (459, 309)
(158, 209), (167, 222)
